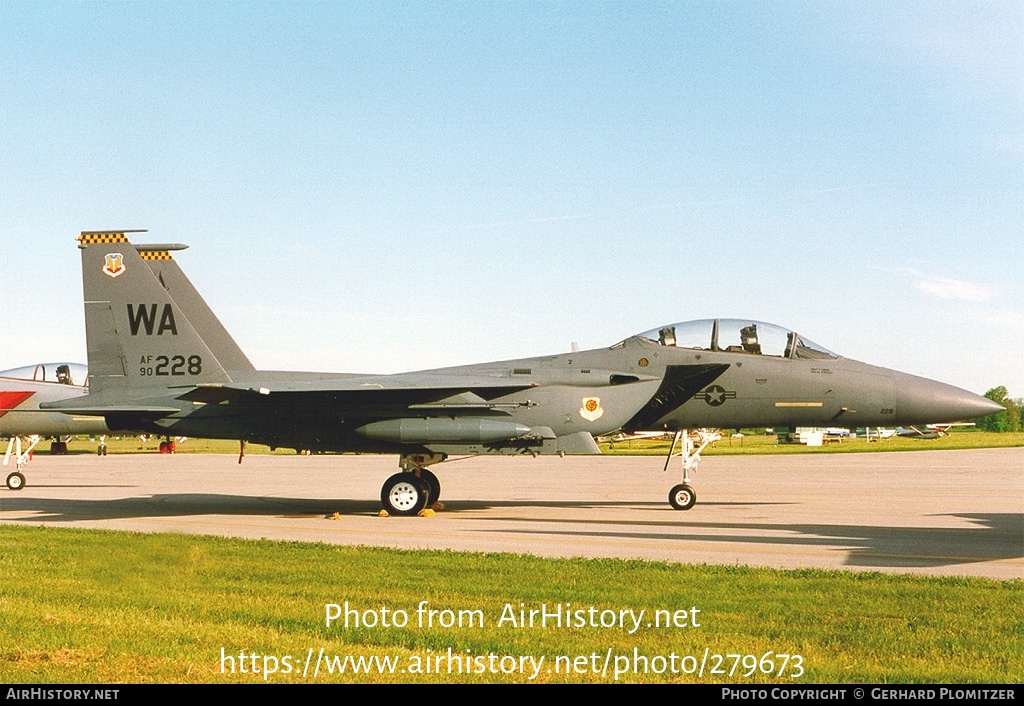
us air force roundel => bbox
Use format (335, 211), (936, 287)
(699, 384), (736, 407)
(579, 397), (604, 422)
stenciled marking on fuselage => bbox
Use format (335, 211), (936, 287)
(697, 385), (737, 407)
(127, 304), (178, 336)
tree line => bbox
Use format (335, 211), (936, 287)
(978, 386), (1023, 432)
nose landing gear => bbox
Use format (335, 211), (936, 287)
(663, 429), (719, 510)
(668, 483), (696, 510)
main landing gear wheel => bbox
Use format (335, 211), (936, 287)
(6, 472), (26, 491)
(419, 468), (441, 505)
(668, 483), (696, 511)
(381, 473), (429, 516)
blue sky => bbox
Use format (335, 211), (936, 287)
(1, 1), (1021, 397)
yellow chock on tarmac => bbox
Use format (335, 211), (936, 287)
(378, 510), (390, 517)
(418, 508), (436, 518)
(330, 512), (342, 521)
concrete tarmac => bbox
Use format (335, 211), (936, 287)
(1, 448), (1021, 580)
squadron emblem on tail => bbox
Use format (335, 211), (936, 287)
(103, 253), (125, 278)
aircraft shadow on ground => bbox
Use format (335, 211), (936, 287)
(12, 484), (137, 489)
(3, 494), (1019, 570)
(473, 513), (1024, 569)
(0, 493), (789, 522)
(0, 494), (383, 520)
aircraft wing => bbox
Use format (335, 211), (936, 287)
(44, 374), (539, 418)
(196, 372), (540, 394)
(176, 374), (539, 415)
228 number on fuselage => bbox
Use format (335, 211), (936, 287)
(139, 355), (203, 376)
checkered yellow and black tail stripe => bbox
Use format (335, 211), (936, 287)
(77, 229), (148, 245)
(77, 232), (129, 245)
(139, 250), (173, 261)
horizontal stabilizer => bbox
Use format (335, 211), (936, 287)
(39, 399), (180, 418)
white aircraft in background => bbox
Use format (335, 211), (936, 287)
(861, 423), (976, 441)
(0, 362), (106, 488)
(895, 423), (976, 439)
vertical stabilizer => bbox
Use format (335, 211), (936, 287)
(139, 248), (255, 371)
(78, 231), (231, 395)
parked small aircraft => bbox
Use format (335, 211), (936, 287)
(858, 423), (976, 441)
(895, 423), (976, 439)
(37, 231), (1002, 513)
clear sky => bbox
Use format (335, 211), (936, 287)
(1, 1), (1021, 397)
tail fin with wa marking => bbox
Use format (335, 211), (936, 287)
(76, 231), (232, 396)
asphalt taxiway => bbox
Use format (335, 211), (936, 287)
(1, 448), (1020, 579)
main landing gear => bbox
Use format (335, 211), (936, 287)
(4, 435), (40, 491)
(379, 453), (446, 516)
(664, 429), (720, 510)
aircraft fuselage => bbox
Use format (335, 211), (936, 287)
(101, 333), (995, 455)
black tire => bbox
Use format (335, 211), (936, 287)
(381, 473), (429, 516)
(668, 483), (696, 510)
(419, 468), (441, 504)
(6, 472), (26, 491)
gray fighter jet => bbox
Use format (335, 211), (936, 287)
(42, 231), (1001, 514)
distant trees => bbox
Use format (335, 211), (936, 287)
(977, 386), (1023, 432)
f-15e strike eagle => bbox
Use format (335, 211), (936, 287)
(30, 231), (999, 514)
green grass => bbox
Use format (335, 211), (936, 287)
(601, 431), (1024, 456)
(0, 526), (1020, 683)
(39, 431), (1024, 458)
(46, 436), (295, 456)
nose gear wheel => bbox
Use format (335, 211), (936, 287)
(668, 483), (696, 510)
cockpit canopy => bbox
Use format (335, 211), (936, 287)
(0, 362), (89, 386)
(634, 319), (838, 360)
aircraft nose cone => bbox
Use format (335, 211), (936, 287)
(894, 373), (1004, 424)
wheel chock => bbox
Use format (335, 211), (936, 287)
(418, 508), (435, 518)
(330, 512), (342, 521)
(378, 509), (390, 517)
